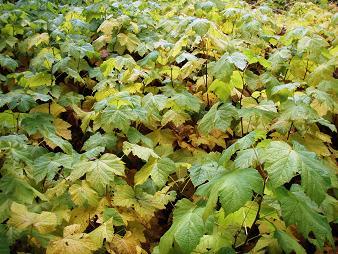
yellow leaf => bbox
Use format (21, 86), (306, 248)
(127, 221), (146, 243)
(30, 103), (66, 117)
(69, 207), (97, 232)
(72, 105), (97, 132)
(95, 87), (118, 101)
(89, 219), (114, 248)
(63, 224), (82, 237)
(8, 202), (57, 234)
(107, 231), (139, 254)
(28, 33), (49, 49)
(47, 224), (97, 254)
(55, 118), (72, 140)
(69, 181), (99, 207)
(97, 19), (121, 35)
(45, 180), (69, 199)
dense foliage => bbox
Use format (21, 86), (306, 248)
(0, 0), (337, 253)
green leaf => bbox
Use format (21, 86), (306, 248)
(189, 161), (225, 187)
(262, 141), (300, 187)
(198, 168), (263, 218)
(159, 199), (205, 254)
(69, 154), (125, 193)
(293, 142), (332, 205)
(98, 106), (136, 133)
(0, 91), (37, 112)
(168, 90), (201, 113)
(198, 102), (238, 135)
(0, 175), (46, 204)
(82, 133), (117, 151)
(0, 228), (10, 254)
(0, 54), (18, 71)
(234, 148), (261, 169)
(32, 153), (72, 183)
(209, 54), (234, 82)
(269, 82), (300, 101)
(21, 113), (55, 135)
(103, 208), (124, 226)
(219, 130), (266, 165)
(228, 52), (247, 71)
(275, 185), (333, 249)
(274, 230), (306, 254)
(44, 133), (74, 154)
(127, 127), (153, 147)
(191, 18), (210, 36)
(135, 157), (176, 187)
(262, 141), (331, 204)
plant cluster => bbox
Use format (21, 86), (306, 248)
(0, 0), (337, 253)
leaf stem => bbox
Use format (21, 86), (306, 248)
(233, 193), (259, 248)
(239, 68), (247, 137)
(244, 176), (268, 245)
(303, 59), (309, 80)
(203, 37), (210, 107)
(16, 113), (20, 133)
(170, 66), (173, 87)
(246, 116), (252, 133)
(287, 121), (293, 140)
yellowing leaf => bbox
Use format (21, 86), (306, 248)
(69, 181), (99, 207)
(123, 141), (159, 161)
(55, 119), (72, 140)
(89, 220), (114, 248)
(69, 154), (125, 193)
(113, 185), (176, 220)
(28, 33), (49, 49)
(19, 72), (53, 87)
(108, 231), (142, 254)
(46, 224), (97, 254)
(161, 110), (191, 127)
(97, 19), (121, 35)
(8, 202), (57, 234)
(134, 157), (176, 187)
(30, 103), (66, 117)
(117, 33), (141, 53)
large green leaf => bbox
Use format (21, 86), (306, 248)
(262, 141), (331, 204)
(197, 168), (263, 218)
(198, 102), (238, 135)
(189, 161), (225, 187)
(0, 54), (18, 71)
(219, 130), (266, 165)
(274, 230), (306, 254)
(135, 157), (176, 187)
(69, 154), (125, 193)
(275, 185), (333, 249)
(158, 199), (205, 254)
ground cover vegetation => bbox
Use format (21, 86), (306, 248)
(0, 0), (337, 253)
